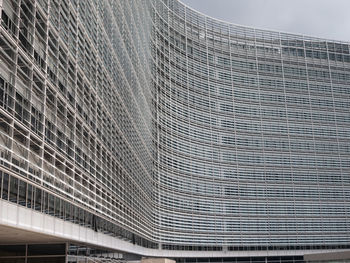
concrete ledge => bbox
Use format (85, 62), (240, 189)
(1, 200), (349, 258)
(304, 250), (350, 261)
(142, 258), (175, 263)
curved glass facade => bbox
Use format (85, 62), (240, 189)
(152, 0), (350, 249)
(0, 0), (156, 248)
(0, 0), (349, 257)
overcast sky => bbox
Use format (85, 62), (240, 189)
(180, 0), (350, 42)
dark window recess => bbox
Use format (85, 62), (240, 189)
(27, 244), (66, 256)
(0, 244), (26, 256)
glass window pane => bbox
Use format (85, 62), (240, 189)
(9, 176), (18, 203)
(34, 187), (42, 211)
(2, 173), (9, 200)
(0, 171), (2, 197)
(27, 184), (33, 208)
(18, 180), (26, 206)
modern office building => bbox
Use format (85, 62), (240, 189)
(0, 0), (349, 262)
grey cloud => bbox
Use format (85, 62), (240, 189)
(180, 0), (350, 42)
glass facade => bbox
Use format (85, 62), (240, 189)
(153, 0), (350, 249)
(0, 0), (349, 257)
(0, 0), (156, 248)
